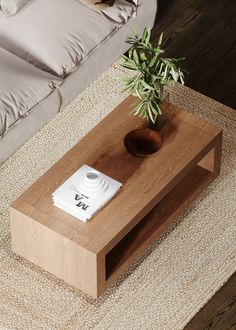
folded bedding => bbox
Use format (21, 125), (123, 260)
(1, 0), (31, 16)
(79, 0), (137, 22)
(101, 0), (136, 23)
(0, 0), (120, 77)
(0, 47), (62, 137)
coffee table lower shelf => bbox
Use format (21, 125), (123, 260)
(105, 164), (215, 288)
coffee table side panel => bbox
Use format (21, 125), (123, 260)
(10, 207), (105, 298)
(197, 131), (222, 176)
(213, 131), (223, 176)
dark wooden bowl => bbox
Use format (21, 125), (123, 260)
(124, 128), (162, 157)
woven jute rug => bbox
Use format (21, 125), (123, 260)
(0, 62), (235, 329)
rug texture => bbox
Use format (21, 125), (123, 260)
(0, 62), (236, 330)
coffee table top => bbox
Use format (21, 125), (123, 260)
(11, 96), (221, 255)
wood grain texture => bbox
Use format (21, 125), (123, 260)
(153, 0), (235, 324)
(153, 0), (236, 110)
(10, 205), (105, 298)
(10, 97), (222, 297)
(185, 272), (236, 330)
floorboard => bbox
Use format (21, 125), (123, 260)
(152, 1), (236, 328)
(185, 272), (236, 330)
(152, 0), (236, 109)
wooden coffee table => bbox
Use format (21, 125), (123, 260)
(10, 96), (222, 298)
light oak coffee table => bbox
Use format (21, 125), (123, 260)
(10, 96), (222, 298)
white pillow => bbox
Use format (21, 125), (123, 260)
(1, 0), (31, 16)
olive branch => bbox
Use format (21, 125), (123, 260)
(120, 27), (185, 123)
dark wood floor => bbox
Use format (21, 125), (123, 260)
(152, 0), (236, 328)
(152, 0), (236, 110)
(185, 272), (236, 330)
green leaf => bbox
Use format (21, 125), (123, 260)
(179, 73), (184, 84)
(150, 101), (158, 115)
(163, 64), (168, 79)
(140, 80), (155, 91)
(126, 37), (134, 43)
(145, 28), (151, 45)
(141, 27), (148, 43)
(149, 53), (159, 68)
(147, 103), (156, 123)
(121, 54), (128, 61)
(121, 86), (132, 93)
(119, 75), (138, 84)
(132, 49), (139, 64)
(171, 66), (178, 82)
(141, 62), (147, 71)
(154, 47), (164, 55)
(153, 100), (162, 115)
(140, 52), (148, 62)
(128, 48), (134, 59)
(132, 26), (139, 38)
(141, 108), (148, 118)
(134, 87), (143, 99)
(130, 99), (142, 111)
(158, 32), (163, 47)
(131, 100), (145, 116)
(121, 62), (138, 70)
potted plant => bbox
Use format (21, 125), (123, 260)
(120, 27), (185, 157)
